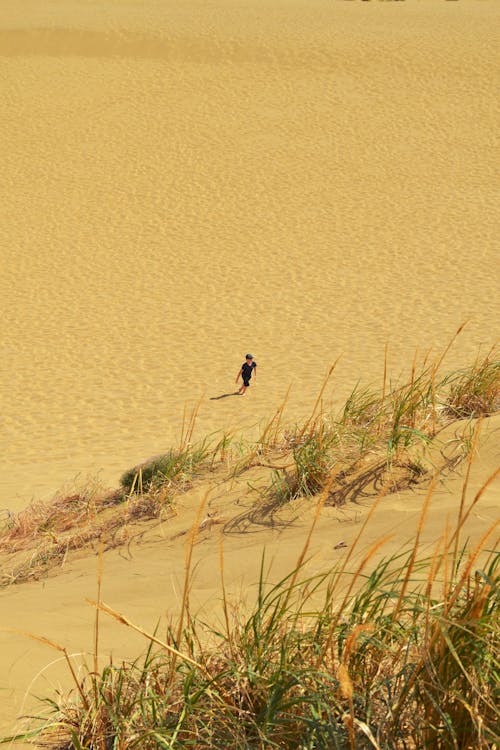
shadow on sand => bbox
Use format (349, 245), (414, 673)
(209, 392), (241, 401)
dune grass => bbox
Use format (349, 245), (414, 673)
(260, 347), (499, 506)
(0, 481), (178, 586)
(445, 350), (500, 419)
(119, 443), (211, 495)
(3, 464), (498, 749)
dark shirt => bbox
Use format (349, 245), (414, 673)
(242, 361), (257, 380)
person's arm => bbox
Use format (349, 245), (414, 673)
(235, 368), (242, 384)
(253, 363), (257, 380)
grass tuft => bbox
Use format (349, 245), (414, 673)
(8, 533), (498, 749)
(445, 353), (500, 418)
(119, 443), (210, 494)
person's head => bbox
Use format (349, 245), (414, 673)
(245, 354), (253, 362)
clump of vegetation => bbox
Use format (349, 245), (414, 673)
(0, 483), (176, 586)
(0, 403), (233, 586)
(445, 352), (500, 418)
(4, 471), (498, 749)
(269, 428), (340, 503)
(119, 443), (210, 494)
(260, 347), (499, 506)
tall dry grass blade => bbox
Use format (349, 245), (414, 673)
(409, 348), (418, 428)
(258, 396), (289, 448)
(285, 472), (337, 608)
(451, 416), (483, 574)
(238, 390), (294, 471)
(340, 626), (374, 750)
(5, 629), (90, 711)
(430, 363), (437, 435)
(352, 718), (382, 750)
(93, 541), (104, 706)
(178, 402), (188, 453)
(444, 519), (499, 618)
(271, 383), (292, 445)
(441, 517), (451, 602)
(293, 473), (334, 571)
(392, 519), (499, 726)
(448, 465), (500, 552)
(382, 342), (388, 405)
(330, 482), (390, 595)
(183, 394), (204, 450)
(426, 322), (467, 432)
(425, 532), (444, 619)
(342, 623), (374, 663)
(170, 489), (210, 682)
(433, 321), (468, 375)
(218, 531), (235, 662)
(421, 346), (433, 371)
(86, 600), (205, 672)
(297, 355), (341, 440)
(392, 473), (438, 620)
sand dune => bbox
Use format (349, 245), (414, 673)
(0, 0), (499, 739)
(1, 0), (498, 511)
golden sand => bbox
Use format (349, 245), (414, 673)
(1, 0), (499, 510)
(0, 0), (499, 739)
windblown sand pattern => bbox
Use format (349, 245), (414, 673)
(1, 0), (498, 510)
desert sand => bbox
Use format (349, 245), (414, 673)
(1, 0), (499, 511)
(0, 0), (499, 741)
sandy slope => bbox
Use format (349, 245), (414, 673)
(0, 413), (498, 741)
(1, 0), (499, 510)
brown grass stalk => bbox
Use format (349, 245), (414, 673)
(170, 489), (211, 683)
(85, 600), (206, 673)
(451, 416), (484, 574)
(4, 629), (90, 712)
(391, 518), (499, 727)
(297, 355), (341, 440)
(448, 465), (500, 554)
(93, 542), (104, 707)
(392, 472), (438, 621)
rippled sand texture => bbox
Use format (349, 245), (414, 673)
(1, 0), (499, 509)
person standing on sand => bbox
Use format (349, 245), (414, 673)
(236, 354), (257, 395)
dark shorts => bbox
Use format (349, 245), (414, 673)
(243, 378), (251, 387)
